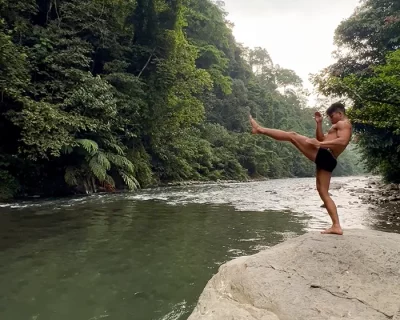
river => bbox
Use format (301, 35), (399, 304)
(0, 176), (399, 320)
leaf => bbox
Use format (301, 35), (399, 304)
(88, 156), (107, 181)
(106, 153), (135, 173)
(119, 170), (139, 190)
(102, 139), (125, 155)
(64, 166), (79, 186)
(76, 139), (99, 155)
(61, 145), (74, 154)
(96, 152), (111, 171)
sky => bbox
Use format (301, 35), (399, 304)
(223, 0), (360, 99)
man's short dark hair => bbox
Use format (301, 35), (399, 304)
(326, 102), (345, 116)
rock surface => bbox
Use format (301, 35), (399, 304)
(357, 178), (400, 205)
(188, 230), (400, 320)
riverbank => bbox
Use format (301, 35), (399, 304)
(355, 177), (400, 205)
(315, 175), (400, 206)
(7, 172), (398, 205)
(158, 176), (271, 187)
(1, 178), (257, 204)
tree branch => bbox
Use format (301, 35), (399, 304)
(138, 52), (154, 79)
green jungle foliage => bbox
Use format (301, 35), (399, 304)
(0, 0), (362, 200)
(312, 0), (400, 182)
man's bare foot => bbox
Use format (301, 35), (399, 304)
(249, 115), (261, 134)
(321, 225), (343, 235)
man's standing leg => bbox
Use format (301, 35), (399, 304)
(316, 169), (343, 235)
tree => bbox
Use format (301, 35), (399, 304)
(312, 0), (400, 182)
(275, 65), (303, 90)
(0, 0), (362, 201)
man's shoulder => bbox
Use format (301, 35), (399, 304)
(337, 120), (352, 129)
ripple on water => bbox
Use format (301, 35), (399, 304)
(126, 176), (384, 232)
(157, 301), (188, 320)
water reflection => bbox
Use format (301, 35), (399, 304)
(369, 203), (400, 233)
(0, 199), (307, 320)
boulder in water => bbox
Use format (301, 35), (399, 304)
(188, 230), (400, 320)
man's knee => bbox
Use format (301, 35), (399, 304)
(317, 181), (326, 194)
(317, 187), (330, 200)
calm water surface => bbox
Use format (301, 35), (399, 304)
(0, 176), (399, 320)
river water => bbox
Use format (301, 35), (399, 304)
(0, 176), (399, 320)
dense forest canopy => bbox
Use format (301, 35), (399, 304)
(312, 0), (400, 182)
(0, 0), (363, 201)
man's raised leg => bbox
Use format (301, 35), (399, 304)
(316, 169), (343, 235)
(249, 115), (318, 162)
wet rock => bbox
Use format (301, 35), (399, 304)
(388, 195), (400, 202)
(385, 183), (399, 191)
(188, 230), (400, 320)
(330, 182), (344, 190)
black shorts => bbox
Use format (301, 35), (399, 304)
(315, 148), (337, 172)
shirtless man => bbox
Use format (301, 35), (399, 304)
(249, 102), (352, 235)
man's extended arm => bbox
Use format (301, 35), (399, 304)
(320, 121), (352, 148)
(316, 121), (325, 141)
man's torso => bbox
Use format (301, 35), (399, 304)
(324, 120), (352, 158)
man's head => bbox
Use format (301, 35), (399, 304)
(326, 102), (346, 124)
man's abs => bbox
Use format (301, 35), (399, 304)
(324, 132), (347, 157)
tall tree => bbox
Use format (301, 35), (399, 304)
(312, 0), (399, 181)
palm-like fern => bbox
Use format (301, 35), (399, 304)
(76, 139), (99, 154)
(63, 138), (139, 193)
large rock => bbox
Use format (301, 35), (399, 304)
(188, 230), (400, 320)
